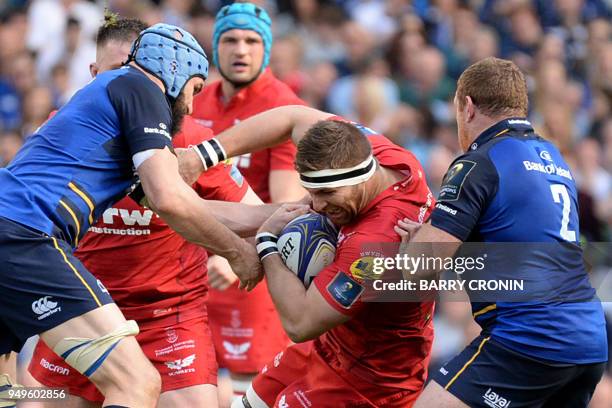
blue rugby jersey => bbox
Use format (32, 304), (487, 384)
(431, 118), (608, 364)
(0, 66), (172, 247)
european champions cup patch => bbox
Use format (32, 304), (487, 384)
(438, 160), (477, 201)
(326, 271), (364, 309)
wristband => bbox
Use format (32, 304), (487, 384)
(255, 232), (278, 261)
(191, 138), (227, 170)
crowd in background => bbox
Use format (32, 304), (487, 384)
(0, 0), (611, 404)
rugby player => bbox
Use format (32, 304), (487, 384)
(23, 16), (262, 408)
(0, 23), (276, 407)
(179, 106), (437, 407)
(191, 3), (306, 402)
(398, 57), (608, 407)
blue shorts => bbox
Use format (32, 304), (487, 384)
(0, 217), (113, 354)
(431, 334), (606, 408)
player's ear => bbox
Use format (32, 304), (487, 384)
(465, 95), (476, 122)
(89, 63), (99, 78)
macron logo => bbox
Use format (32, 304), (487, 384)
(32, 296), (61, 320)
(40, 358), (70, 376)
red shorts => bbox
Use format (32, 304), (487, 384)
(28, 317), (217, 402)
(248, 342), (420, 408)
(207, 280), (289, 373)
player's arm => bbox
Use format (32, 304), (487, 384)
(137, 149), (262, 288)
(397, 153), (498, 279)
(256, 205), (352, 342)
(262, 254), (350, 343)
(177, 106), (331, 184)
(269, 170), (305, 202)
(109, 74), (262, 289)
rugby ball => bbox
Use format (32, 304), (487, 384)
(277, 213), (338, 288)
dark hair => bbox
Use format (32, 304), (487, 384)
(96, 11), (147, 47)
(456, 57), (528, 117)
(296, 120), (372, 173)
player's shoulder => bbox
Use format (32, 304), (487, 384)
(257, 72), (304, 106)
(173, 116), (214, 148)
(343, 211), (402, 248)
(106, 66), (165, 100)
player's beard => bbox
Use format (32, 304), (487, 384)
(170, 93), (189, 137)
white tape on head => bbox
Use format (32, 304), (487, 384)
(299, 155), (376, 189)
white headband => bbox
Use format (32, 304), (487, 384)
(299, 155), (376, 188)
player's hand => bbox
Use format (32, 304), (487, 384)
(228, 240), (263, 291)
(257, 204), (310, 236)
(207, 255), (238, 290)
(176, 147), (205, 185)
(394, 217), (422, 243)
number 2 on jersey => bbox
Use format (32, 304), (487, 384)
(550, 184), (577, 242)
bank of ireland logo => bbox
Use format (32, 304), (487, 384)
(32, 296), (61, 320)
(539, 150), (553, 162)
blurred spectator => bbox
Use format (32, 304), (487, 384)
(188, 5), (215, 54)
(276, 2), (346, 66)
(21, 86), (54, 136)
(9, 51), (37, 97)
(64, 16), (96, 97)
(0, 130), (22, 166)
(335, 20), (376, 77)
(50, 63), (71, 106)
(326, 58), (400, 122)
(347, 0), (407, 45)
(299, 61), (337, 110)
(396, 46), (455, 115)
(270, 35), (307, 94)
(26, 0), (101, 82)
(0, 6), (28, 63)
(161, 0), (196, 27)
(425, 144), (455, 196)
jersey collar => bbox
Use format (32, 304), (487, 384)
(469, 117), (533, 151)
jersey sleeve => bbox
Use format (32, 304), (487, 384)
(193, 163), (249, 201)
(313, 232), (375, 316)
(173, 116), (249, 202)
(430, 151), (499, 241)
(269, 140), (297, 171)
(107, 72), (173, 155)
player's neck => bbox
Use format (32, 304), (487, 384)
(363, 165), (401, 204)
(130, 63), (166, 94)
(466, 113), (515, 149)
(221, 80), (240, 103)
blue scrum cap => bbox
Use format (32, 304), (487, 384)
(212, 2), (272, 72)
(128, 23), (209, 99)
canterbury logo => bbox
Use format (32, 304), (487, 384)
(32, 296), (58, 314)
(32, 296), (61, 320)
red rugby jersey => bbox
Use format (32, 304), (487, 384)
(312, 121), (436, 397)
(75, 116), (249, 328)
(192, 69), (305, 203)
